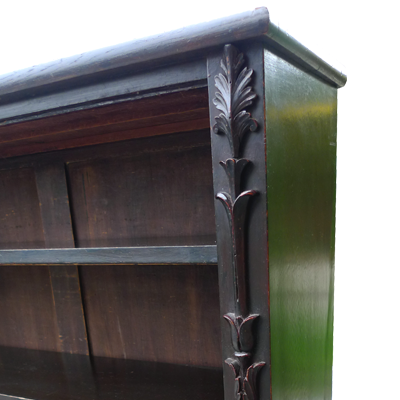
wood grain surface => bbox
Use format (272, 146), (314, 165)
(0, 266), (60, 351)
(67, 132), (216, 248)
(80, 264), (221, 367)
(35, 162), (89, 355)
(0, 167), (45, 249)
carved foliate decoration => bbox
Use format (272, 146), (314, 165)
(213, 44), (265, 400)
(226, 357), (265, 400)
(213, 45), (258, 159)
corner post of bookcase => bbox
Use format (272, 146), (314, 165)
(207, 41), (271, 400)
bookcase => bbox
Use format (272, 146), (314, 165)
(0, 8), (346, 400)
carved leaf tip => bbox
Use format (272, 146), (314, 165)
(244, 362), (266, 400)
(221, 45), (244, 83)
(224, 313), (260, 352)
(216, 192), (233, 213)
(216, 189), (258, 223)
(220, 158), (250, 177)
(233, 68), (256, 116)
(225, 357), (241, 378)
(233, 190), (258, 212)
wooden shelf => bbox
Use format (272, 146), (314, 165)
(0, 245), (218, 265)
(0, 347), (223, 400)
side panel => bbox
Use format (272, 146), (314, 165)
(264, 50), (337, 400)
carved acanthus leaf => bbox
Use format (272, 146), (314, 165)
(213, 44), (257, 158)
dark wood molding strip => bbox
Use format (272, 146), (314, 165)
(262, 22), (347, 88)
(0, 129), (211, 170)
(0, 245), (218, 265)
(0, 60), (207, 126)
(0, 7), (346, 115)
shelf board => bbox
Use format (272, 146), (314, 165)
(0, 346), (223, 400)
(0, 245), (217, 265)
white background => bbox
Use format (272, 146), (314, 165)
(1, 1), (399, 399)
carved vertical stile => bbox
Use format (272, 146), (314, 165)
(212, 44), (265, 400)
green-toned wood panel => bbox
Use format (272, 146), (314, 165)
(264, 49), (337, 400)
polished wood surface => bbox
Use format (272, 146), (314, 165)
(0, 346), (223, 400)
(80, 264), (221, 367)
(264, 49), (338, 400)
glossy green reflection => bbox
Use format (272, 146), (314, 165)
(264, 49), (337, 400)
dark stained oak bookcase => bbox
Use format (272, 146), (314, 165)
(0, 8), (346, 400)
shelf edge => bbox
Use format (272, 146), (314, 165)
(0, 245), (218, 265)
